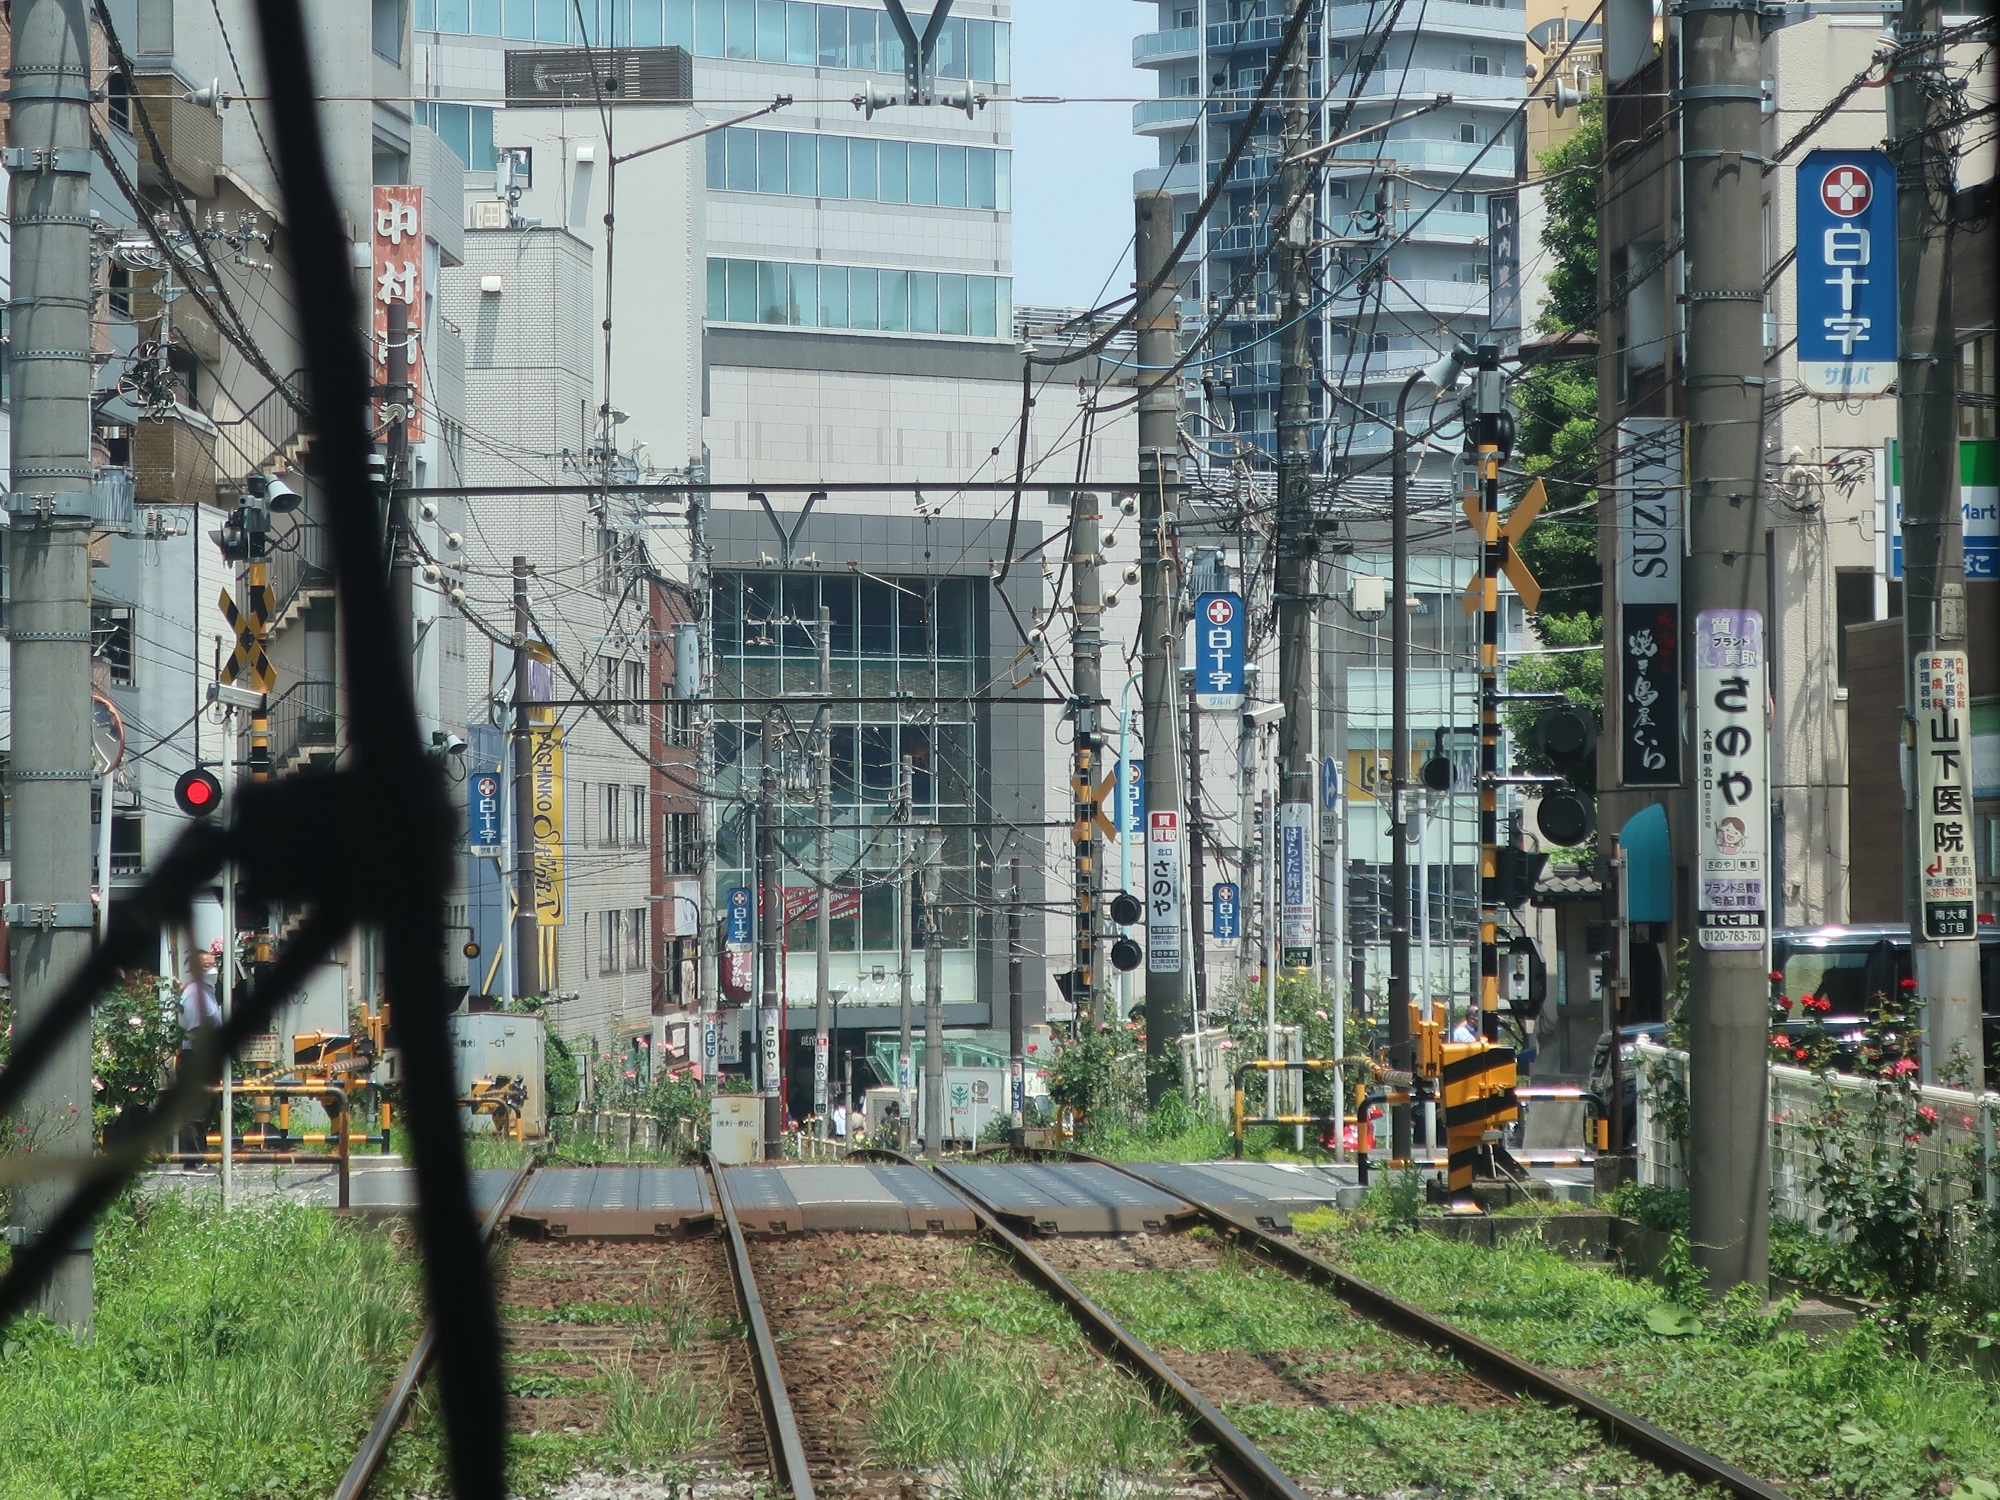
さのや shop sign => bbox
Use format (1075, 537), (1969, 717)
(1694, 610), (1767, 951)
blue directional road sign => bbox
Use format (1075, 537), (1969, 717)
(469, 772), (502, 854)
(1193, 592), (1246, 711)
(1212, 881), (1241, 940)
(1797, 150), (1897, 399)
(725, 885), (753, 946)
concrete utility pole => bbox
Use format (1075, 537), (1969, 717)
(814, 606), (833, 1130)
(1387, 371), (1424, 1160)
(1273, 0), (1317, 985)
(1135, 189), (1186, 1105)
(1008, 857), (1026, 1145)
(1185, 670), (1209, 1047)
(921, 830), (945, 1160)
(512, 558), (540, 998)
(1069, 485), (1104, 1027)
(1893, 0), (1981, 1088)
(1681, 0), (1772, 1294)
(897, 756), (915, 1151)
(757, 712), (782, 1158)
(5, 0), (99, 1332)
(1317, 556), (1348, 1062)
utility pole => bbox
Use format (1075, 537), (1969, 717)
(1471, 349), (1505, 1048)
(1273, 0), (1317, 991)
(1068, 485), (1104, 1029)
(897, 756), (915, 1151)
(512, 558), (540, 998)
(1893, 0), (1981, 1087)
(1185, 670), (1209, 1053)
(1387, 371), (1423, 1160)
(1136, 188), (1186, 1106)
(1681, 0), (1772, 1294)
(687, 477), (717, 1081)
(1008, 857), (1026, 1146)
(5, 0), (98, 1332)
(814, 606), (833, 1131)
(1318, 556), (1348, 1063)
(922, 830), (945, 1160)
(757, 711), (782, 1159)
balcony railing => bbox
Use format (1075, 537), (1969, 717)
(268, 677), (338, 770)
(1326, 136), (1519, 176)
(1357, 67), (1523, 103)
(1132, 97), (1202, 133)
(267, 512), (334, 628)
(1134, 26), (1199, 66)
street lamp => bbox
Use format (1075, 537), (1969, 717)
(1387, 342), (1471, 1160)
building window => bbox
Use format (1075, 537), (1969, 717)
(92, 605), (135, 687)
(626, 906), (647, 973)
(600, 782), (624, 847)
(415, 103), (498, 172)
(665, 700), (695, 748)
(663, 811), (698, 875)
(1961, 331), (1996, 439)
(599, 909), (622, 972)
(1462, 54), (1491, 75)
(707, 257), (1010, 340)
(630, 785), (648, 845)
(1455, 191), (1481, 214)
(625, 659), (646, 723)
(136, 0), (174, 53)
(111, 815), (143, 876)
(598, 654), (622, 713)
(1460, 123), (1481, 144)
(373, 0), (407, 62)
(416, 0), (1008, 81)
(707, 128), (1010, 211)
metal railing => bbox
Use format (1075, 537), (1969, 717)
(266, 513), (333, 626)
(265, 676), (337, 769)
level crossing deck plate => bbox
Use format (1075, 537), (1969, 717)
(944, 1162), (1196, 1234)
(1119, 1161), (1358, 1229)
(507, 1166), (714, 1238)
(718, 1163), (977, 1235)
(344, 1167), (520, 1218)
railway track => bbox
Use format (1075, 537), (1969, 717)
(936, 1150), (1796, 1500)
(338, 1153), (1796, 1500)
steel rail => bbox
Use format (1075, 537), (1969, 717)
(332, 1161), (535, 1500)
(708, 1157), (817, 1500)
(1087, 1156), (1796, 1500)
(922, 1157), (1313, 1500)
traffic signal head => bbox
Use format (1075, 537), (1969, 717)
(1420, 755), (1454, 793)
(1110, 936), (1143, 972)
(1534, 704), (1597, 765)
(1532, 702), (1597, 846)
(1536, 788), (1595, 847)
(174, 767), (223, 817)
(1108, 891), (1143, 927)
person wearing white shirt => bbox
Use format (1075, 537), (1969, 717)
(178, 949), (222, 1158)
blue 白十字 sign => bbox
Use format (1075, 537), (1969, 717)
(1212, 881), (1240, 940)
(725, 886), (753, 946)
(1796, 150), (1897, 399)
(469, 771), (502, 854)
(1192, 592), (1246, 711)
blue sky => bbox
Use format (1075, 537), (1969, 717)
(1010, 0), (1155, 309)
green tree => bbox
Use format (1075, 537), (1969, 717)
(1512, 104), (1604, 644)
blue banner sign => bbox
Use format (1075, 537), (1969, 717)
(1212, 881), (1241, 940)
(469, 771), (502, 854)
(725, 885), (753, 946)
(1193, 592), (1246, 710)
(1797, 150), (1897, 398)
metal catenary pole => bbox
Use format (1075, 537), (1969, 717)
(5, 0), (98, 1332)
(1184, 668), (1210, 1074)
(757, 711), (782, 1158)
(1274, 0), (1317, 990)
(1068, 485), (1103, 1027)
(1681, 0), (1773, 1295)
(1318, 556), (1349, 1067)
(814, 605), (833, 1130)
(922, 830), (945, 1160)
(1387, 370), (1425, 1159)
(1472, 349), (1505, 1047)
(1892, 0), (1981, 1087)
(512, 558), (541, 998)
(1136, 188), (1186, 1104)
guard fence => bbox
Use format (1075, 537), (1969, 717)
(1635, 1042), (2000, 1283)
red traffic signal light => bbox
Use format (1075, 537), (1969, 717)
(174, 768), (223, 817)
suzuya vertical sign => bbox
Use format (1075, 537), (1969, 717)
(1913, 652), (1976, 940)
(371, 185), (425, 441)
(1693, 610), (1767, 951)
(1616, 420), (1682, 787)
(1796, 151), (1897, 399)
(1146, 811), (1183, 973)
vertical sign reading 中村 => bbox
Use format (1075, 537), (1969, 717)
(1796, 150), (1898, 399)
(1694, 610), (1767, 951)
(1279, 801), (1312, 968)
(1193, 592), (1246, 711)
(371, 185), (425, 441)
(1616, 420), (1683, 787)
(1146, 811), (1183, 973)
(1914, 652), (1976, 940)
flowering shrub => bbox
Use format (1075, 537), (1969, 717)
(92, 972), (186, 1147)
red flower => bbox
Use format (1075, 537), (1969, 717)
(1899, 977), (1918, 992)
(1768, 971), (1784, 984)
(1917, 1105), (1939, 1124)
(1793, 1048), (1809, 1061)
